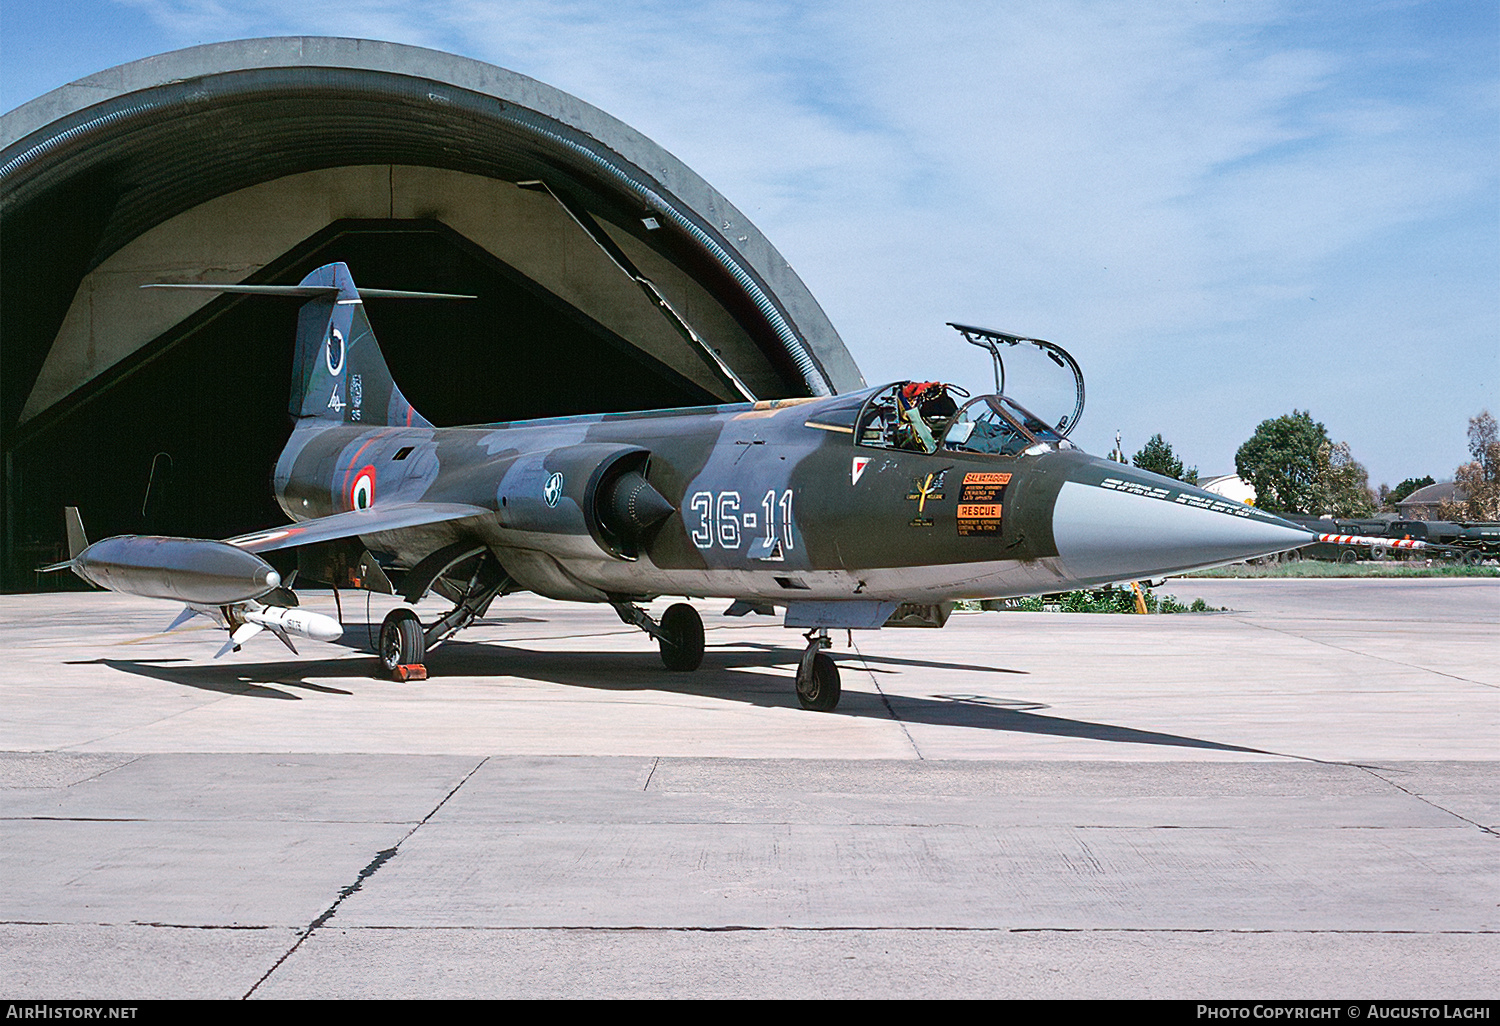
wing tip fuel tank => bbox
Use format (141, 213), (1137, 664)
(72, 536), (282, 605)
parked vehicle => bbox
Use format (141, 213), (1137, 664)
(1276, 515), (1497, 564)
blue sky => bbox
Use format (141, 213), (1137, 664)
(3, 0), (1496, 488)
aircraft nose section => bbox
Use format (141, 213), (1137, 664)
(1050, 465), (1315, 583)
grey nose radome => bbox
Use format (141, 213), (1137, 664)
(1051, 479), (1315, 584)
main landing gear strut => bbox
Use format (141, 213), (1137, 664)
(617, 601), (841, 710)
(795, 628), (841, 712)
(613, 600), (705, 671)
(379, 553), (509, 681)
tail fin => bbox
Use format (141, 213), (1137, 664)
(64, 507), (88, 558)
(39, 507), (89, 572)
(288, 263), (432, 428)
(141, 262), (470, 427)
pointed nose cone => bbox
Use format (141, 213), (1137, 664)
(1050, 464), (1316, 583)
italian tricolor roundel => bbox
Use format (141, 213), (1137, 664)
(350, 465), (376, 510)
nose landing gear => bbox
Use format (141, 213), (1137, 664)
(795, 628), (841, 711)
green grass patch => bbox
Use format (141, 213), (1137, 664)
(979, 587), (1220, 614)
(962, 561), (1495, 615)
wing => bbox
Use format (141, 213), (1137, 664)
(224, 503), (492, 554)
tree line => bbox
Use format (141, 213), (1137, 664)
(1114, 409), (1498, 521)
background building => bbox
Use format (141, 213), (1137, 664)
(1199, 474), (1256, 506)
(1395, 481), (1462, 521)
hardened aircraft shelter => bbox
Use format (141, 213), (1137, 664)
(0, 37), (864, 590)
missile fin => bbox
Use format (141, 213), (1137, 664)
(164, 607), (200, 633)
(215, 622), (263, 659)
(269, 627), (299, 655)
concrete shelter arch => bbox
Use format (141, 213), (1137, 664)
(0, 37), (865, 588)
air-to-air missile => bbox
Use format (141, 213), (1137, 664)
(213, 604), (346, 659)
(46, 261), (1328, 710)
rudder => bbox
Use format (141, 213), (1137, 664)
(288, 263), (431, 428)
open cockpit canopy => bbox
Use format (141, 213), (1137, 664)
(800, 324), (1085, 459)
(847, 382), (1075, 457)
(947, 323), (1085, 439)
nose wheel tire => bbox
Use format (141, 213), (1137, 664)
(796, 652), (841, 711)
(380, 608), (427, 678)
(658, 602), (705, 671)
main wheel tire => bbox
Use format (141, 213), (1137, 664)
(1339, 548), (1358, 564)
(796, 652), (841, 712)
(380, 608), (426, 677)
(658, 602), (705, 671)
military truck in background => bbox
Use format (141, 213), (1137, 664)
(1277, 515), (1499, 564)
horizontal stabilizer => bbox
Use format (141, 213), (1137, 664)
(142, 284), (476, 300)
(224, 503), (492, 555)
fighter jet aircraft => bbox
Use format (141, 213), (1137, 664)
(49, 261), (1325, 711)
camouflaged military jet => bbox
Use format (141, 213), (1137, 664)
(52, 261), (1320, 711)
